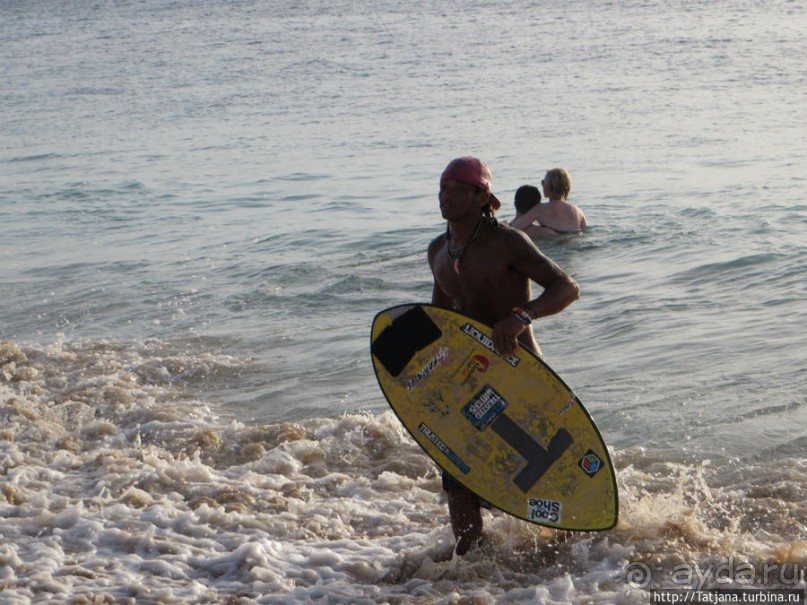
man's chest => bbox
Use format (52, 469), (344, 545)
(437, 245), (515, 298)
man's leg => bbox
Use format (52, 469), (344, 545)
(443, 473), (482, 555)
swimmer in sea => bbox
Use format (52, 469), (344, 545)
(508, 184), (546, 240)
(509, 168), (587, 236)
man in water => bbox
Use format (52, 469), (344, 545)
(427, 156), (580, 555)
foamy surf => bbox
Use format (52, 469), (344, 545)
(1, 339), (805, 603)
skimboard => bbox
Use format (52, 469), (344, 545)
(370, 304), (617, 531)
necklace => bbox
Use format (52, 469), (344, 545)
(446, 216), (484, 274)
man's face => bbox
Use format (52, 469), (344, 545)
(439, 180), (485, 220)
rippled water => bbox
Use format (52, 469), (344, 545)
(1, 0), (806, 602)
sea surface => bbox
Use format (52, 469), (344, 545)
(1, 1), (806, 603)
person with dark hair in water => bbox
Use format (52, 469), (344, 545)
(510, 184), (546, 239)
(427, 156), (580, 555)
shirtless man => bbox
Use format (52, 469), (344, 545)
(509, 168), (587, 235)
(427, 157), (580, 554)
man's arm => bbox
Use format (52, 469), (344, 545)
(489, 228), (579, 356)
(507, 228), (579, 318)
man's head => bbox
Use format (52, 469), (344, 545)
(514, 185), (541, 216)
(440, 157), (501, 215)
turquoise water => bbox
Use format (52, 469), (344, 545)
(1, 1), (806, 603)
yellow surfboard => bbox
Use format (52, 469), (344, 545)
(371, 304), (618, 531)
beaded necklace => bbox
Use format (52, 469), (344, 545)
(446, 216), (484, 274)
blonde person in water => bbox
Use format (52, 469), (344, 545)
(510, 168), (587, 236)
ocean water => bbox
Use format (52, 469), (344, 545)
(1, 0), (806, 603)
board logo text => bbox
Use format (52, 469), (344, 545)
(460, 323), (520, 367)
(462, 384), (508, 431)
(418, 423), (470, 474)
(406, 346), (449, 390)
(528, 498), (563, 524)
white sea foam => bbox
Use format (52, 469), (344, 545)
(2, 340), (806, 603)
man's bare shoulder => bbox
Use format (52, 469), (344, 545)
(429, 230), (447, 244)
(495, 222), (558, 270)
(428, 232), (447, 251)
(427, 232), (447, 264)
(496, 222), (538, 251)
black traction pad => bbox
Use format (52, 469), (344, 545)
(371, 306), (443, 377)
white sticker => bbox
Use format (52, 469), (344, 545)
(527, 498), (563, 524)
